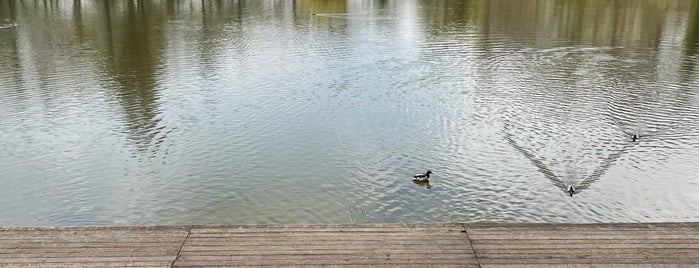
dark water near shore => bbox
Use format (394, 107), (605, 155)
(1, 0), (698, 226)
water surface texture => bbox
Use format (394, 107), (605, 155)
(1, 0), (699, 226)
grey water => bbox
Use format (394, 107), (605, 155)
(1, 0), (698, 226)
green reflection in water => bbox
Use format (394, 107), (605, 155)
(99, 1), (166, 153)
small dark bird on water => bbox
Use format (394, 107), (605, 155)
(632, 134), (639, 142)
(413, 170), (432, 182)
(567, 185), (576, 197)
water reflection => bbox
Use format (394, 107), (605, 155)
(682, 1), (699, 82)
(0, 0), (16, 24)
(0, 0), (19, 91)
(297, 0), (347, 14)
(0, 0), (698, 226)
(100, 1), (167, 155)
(413, 180), (433, 189)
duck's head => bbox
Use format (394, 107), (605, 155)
(632, 134), (639, 142)
(426, 170), (432, 175)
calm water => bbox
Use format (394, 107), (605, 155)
(1, 0), (699, 226)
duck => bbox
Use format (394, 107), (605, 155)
(632, 134), (639, 142)
(412, 170), (432, 182)
(567, 185), (576, 197)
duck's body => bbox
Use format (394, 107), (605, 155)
(567, 185), (576, 197)
(412, 170), (432, 182)
(632, 134), (639, 142)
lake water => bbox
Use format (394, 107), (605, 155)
(1, 0), (698, 226)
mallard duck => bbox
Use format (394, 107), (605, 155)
(567, 185), (576, 197)
(632, 134), (639, 142)
(412, 170), (432, 182)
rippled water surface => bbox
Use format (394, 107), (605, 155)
(1, 0), (699, 226)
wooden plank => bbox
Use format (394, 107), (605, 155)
(465, 223), (699, 267)
(0, 252), (180, 258)
(471, 238), (699, 244)
(474, 242), (699, 249)
(190, 226), (464, 231)
(175, 264), (472, 268)
(0, 238), (185, 244)
(0, 223), (697, 267)
(467, 228), (698, 234)
(0, 229), (188, 235)
(467, 225), (698, 231)
(179, 253), (470, 260)
(184, 266), (469, 268)
(182, 239), (470, 246)
(173, 259), (475, 266)
(173, 224), (477, 267)
(182, 239), (468, 246)
(0, 261), (173, 267)
(183, 236), (467, 241)
(0, 226), (188, 232)
(475, 252), (698, 259)
(0, 256), (176, 263)
(467, 233), (699, 240)
(0, 227), (188, 239)
(478, 258), (699, 264)
(480, 264), (698, 268)
(466, 222), (699, 229)
(192, 223), (462, 229)
(467, 230), (699, 237)
(0, 242), (186, 249)
(475, 248), (699, 254)
(189, 225), (464, 233)
(0, 226), (188, 268)
(190, 227), (464, 234)
(180, 250), (474, 257)
(188, 231), (465, 237)
(180, 245), (472, 252)
(0, 234), (187, 240)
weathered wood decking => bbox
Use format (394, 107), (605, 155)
(0, 223), (697, 267)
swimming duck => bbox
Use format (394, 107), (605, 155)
(567, 185), (576, 197)
(632, 134), (639, 142)
(412, 170), (432, 182)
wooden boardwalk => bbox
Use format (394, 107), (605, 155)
(0, 223), (697, 267)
